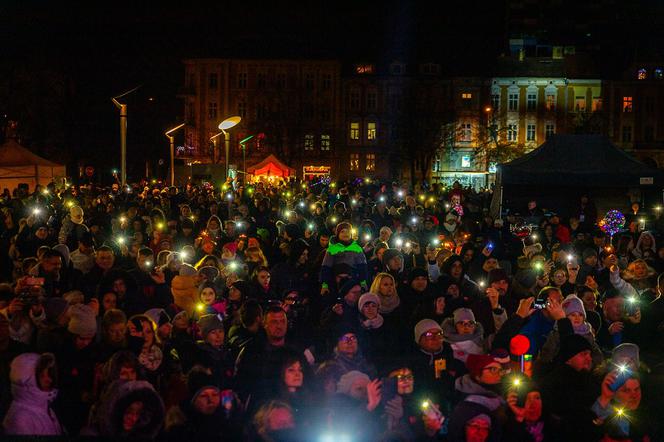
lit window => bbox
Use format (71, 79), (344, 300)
(321, 134), (331, 151)
(208, 73), (218, 90)
(365, 154), (376, 171)
(623, 97), (633, 112)
(508, 93), (519, 111)
(637, 69), (647, 80)
(527, 124), (536, 141)
(527, 93), (537, 111)
(350, 122), (360, 140)
(461, 156), (471, 168)
(545, 124), (555, 138)
(507, 124), (518, 141)
(207, 102), (217, 120)
(545, 94), (556, 111)
(592, 97), (602, 112)
(238, 72), (247, 89)
(461, 123), (472, 142)
(367, 91), (377, 110)
(462, 93), (472, 100)
(355, 64), (374, 74)
(367, 122), (377, 140)
(622, 126), (632, 142)
(304, 134), (314, 151)
(350, 153), (360, 171)
(575, 96), (586, 112)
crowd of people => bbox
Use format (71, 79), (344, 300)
(0, 177), (661, 441)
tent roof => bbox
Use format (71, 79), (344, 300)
(247, 154), (295, 176)
(498, 134), (664, 186)
(0, 139), (63, 167)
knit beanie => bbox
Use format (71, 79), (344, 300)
(197, 314), (224, 337)
(67, 304), (97, 338)
(562, 295), (586, 318)
(289, 238), (310, 262)
(187, 367), (220, 404)
(453, 308), (475, 324)
(336, 370), (370, 395)
(358, 292), (381, 311)
(197, 265), (220, 281)
(408, 267), (429, 284)
(466, 354), (499, 379)
(179, 263), (197, 276)
(414, 318), (443, 344)
(44, 297), (69, 323)
(558, 334), (592, 362)
(611, 343), (640, 369)
(488, 268), (509, 285)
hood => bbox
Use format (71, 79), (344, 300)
(52, 244), (71, 267)
(441, 317), (485, 344)
(10, 353), (58, 406)
(94, 380), (165, 438)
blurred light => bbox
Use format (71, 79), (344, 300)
(531, 234), (538, 240)
(364, 234), (372, 241)
(479, 280), (486, 288)
(310, 204), (317, 211)
(228, 262), (238, 270)
(145, 261), (153, 268)
(284, 210), (292, 218)
(331, 216), (338, 223)
(32, 208), (41, 215)
(445, 203), (450, 209)
(330, 182), (336, 188)
(298, 201), (305, 208)
(308, 223), (315, 230)
(411, 216), (418, 224)
(180, 250), (189, 260)
(117, 236), (125, 245)
(351, 199), (357, 205)
(226, 193), (233, 200)
(397, 190), (404, 198)
(42, 189), (49, 195)
(513, 378), (521, 386)
(196, 303), (205, 312)
(119, 216), (127, 223)
(395, 238), (403, 247)
(379, 196), (386, 202)
(156, 222), (165, 230)
(432, 238), (440, 246)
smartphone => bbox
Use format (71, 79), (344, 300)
(533, 294), (548, 310)
(486, 242), (494, 252)
(609, 367), (633, 392)
(25, 276), (45, 286)
(381, 377), (398, 404)
(421, 400), (442, 421)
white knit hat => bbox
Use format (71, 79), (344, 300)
(414, 318), (443, 343)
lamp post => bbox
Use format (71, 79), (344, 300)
(239, 134), (255, 184)
(165, 123), (186, 186)
(209, 132), (223, 164)
(218, 116), (242, 183)
(111, 85), (141, 186)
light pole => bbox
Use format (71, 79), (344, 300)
(218, 116), (241, 183)
(209, 132), (223, 164)
(111, 85), (141, 186)
(165, 123), (186, 186)
(239, 134), (255, 184)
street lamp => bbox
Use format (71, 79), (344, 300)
(218, 116), (242, 182)
(111, 85), (141, 186)
(165, 123), (186, 186)
(239, 134), (255, 184)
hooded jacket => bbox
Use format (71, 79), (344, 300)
(3, 353), (63, 436)
(320, 236), (368, 289)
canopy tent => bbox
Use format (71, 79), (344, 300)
(491, 135), (664, 217)
(247, 154), (295, 179)
(0, 139), (66, 191)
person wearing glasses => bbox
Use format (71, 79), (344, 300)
(441, 308), (486, 365)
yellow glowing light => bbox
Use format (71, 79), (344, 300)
(117, 237), (126, 245)
(66, 201), (74, 208)
(196, 303), (205, 312)
(302, 183), (307, 189)
(157, 222), (165, 230)
(331, 216), (338, 223)
(428, 197), (435, 203)
(418, 194), (425, 201)
(42, 189), (49, 195)
(330, 182), (336, 188)
(190, 215), (196, 221)
(120, 216), (127, 223)
(310, 204), (317, 211)
(513, 378), (521, 386)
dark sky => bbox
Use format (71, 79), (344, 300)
(1, 1), (659, 178)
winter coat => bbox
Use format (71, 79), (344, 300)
(441, 317), (486, 363)
(537, 318), (603, 369)
(3, 353), (63, 436)
(452, 375), (508, 442)
(320, 237), (368, 290)
(81, 380), (165, 439)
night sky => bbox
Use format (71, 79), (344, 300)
(1, 1), (661, 180)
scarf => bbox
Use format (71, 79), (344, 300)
(139, 345), (163, 372)
(362, 314), (384, 329)
(379, 294), (400, 314)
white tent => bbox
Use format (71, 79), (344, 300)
(0, 139), (66, 191)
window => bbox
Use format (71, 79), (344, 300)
(276, 73), (287, 89)
(365, 154), (376, 171)
(508, 93), (519, 111)
(257, 72), (266, 89)
(322, 73), (332, 89)
(527, 93), (537, 111)
(592, 97), (602, 112)
(623, 96), (633, 112)
(208, 73), (218, 89)
(491, 94), (500, 111)
(238, 101), (246, 118)
(350, 122), (360, 140)
(462, 93), (472, 100)
(367, 91), (377, 110)
(507, 123), (518, 141)
(545, 94), (556, 111)
(545, 124), (555, 138)
(350, 153), (360, 171)
(461, 156), (471, 168)
(622, 126), (632, 142)
(321, 134), (331, 151)
(637, 69), (647, 80)
(207, 102), (217, 120)
(421, 63), (440, 75)
(367, 122), (377, 140)
(238, 72), (247, 89)
(304, 134), (314, 150)
(460, 123), (472, 142)
(575, 96), (586, 112)
(350, 91), (360, 110)
(305, 73), (314, 89)
(432, 155), (441, 172)
(645, 125), (654, 142)
(526, 123), (536, 141)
